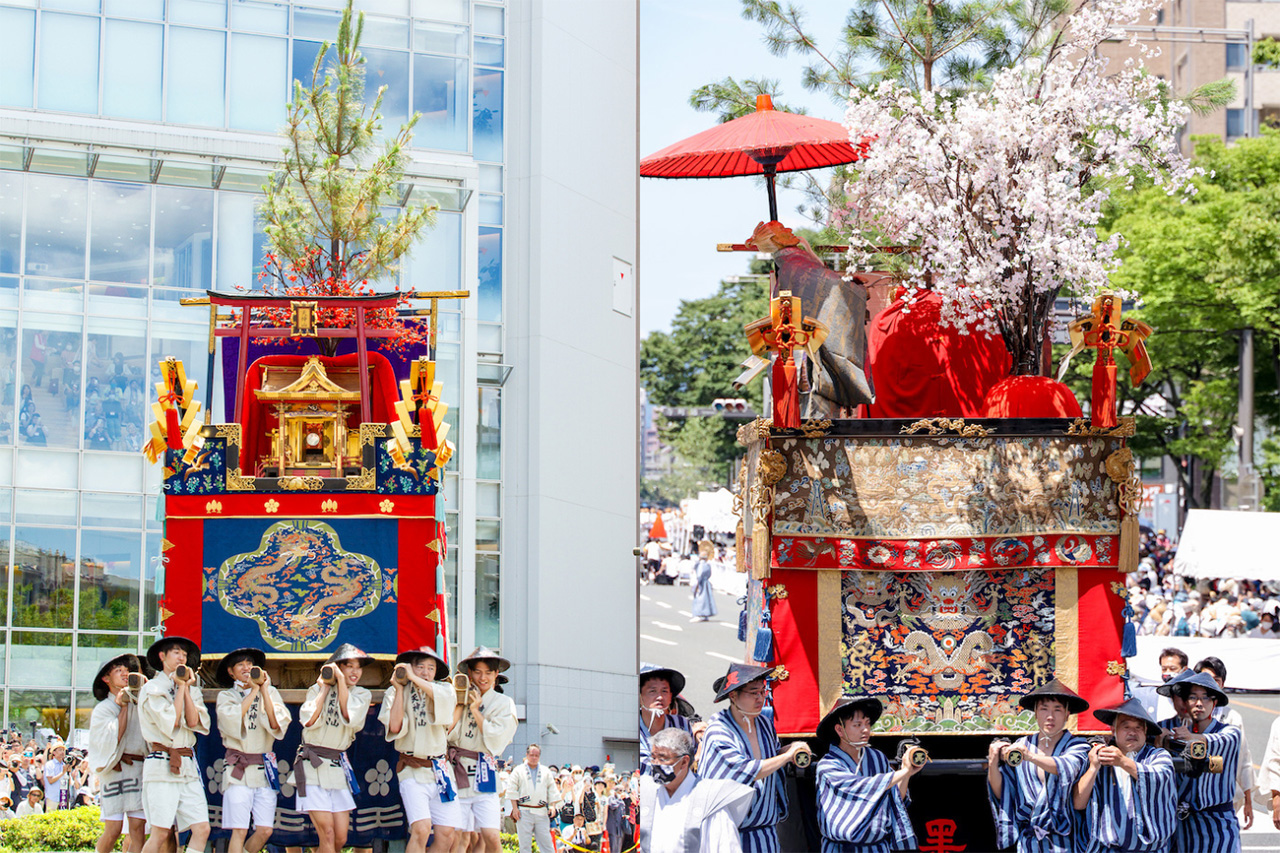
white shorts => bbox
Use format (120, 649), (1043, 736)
(141, 776), (210, 832)
(101, 809), (145, 823)
(400, 776), (463, 829)
(222, 785), (277, 830)
(454, 792), (500, 831)
(295, 785), (355, 814)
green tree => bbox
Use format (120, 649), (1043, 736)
(1090, 131), (1280, 513)
(641, 276), (771, 490)
(257, 0), (436, 355)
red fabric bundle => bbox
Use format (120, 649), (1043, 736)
(866, 292), (1011, 418)
(981, 375), (1083, 418)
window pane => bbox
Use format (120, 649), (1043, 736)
(230, 34), (287, 132)
(474, 5), (504, 36)
(167, 28), (226, 127)
(405, 210), (461, 291)
(231, 1), (288, 32)
(363, 47), (410, 129)
(76, 635), (140, 690)
(477, 226), (501, 322)
(90, 182), (150, 284)
(473, 68), (503, 161)
(85, 316), (147, 453)
(7, 688), (72, 738)
(155, 186), (214, 291)
(105, 0), (163, 18)
(294, 9), (342, 40)
(215, 194), (269, 291)
(14, 489), (76, 525)
(362, 15), (409, 49)
(475, 36), (502, 68)
(0, 526), (10, 628)
(0, 173), (20, 276)
(170, 0), (226, 27)
(82, 492), (143, 528)
(413, 54), (467, 151)
(20, 313), (83, 450)
(11, 527), (76, 629)
(0, 8), (35, 108)
(479, 194), (501, 226)
(144, 532), (162, 632)
(0, 309), (15, 446)
(413, 21), (466, 54)
(475, 553), (499, 649)
(44, 0), (99, 11)
(442, 545), (457, 647)
(103, 19), (162, 120)
(477, 386), (499, 479)
(79, 529), (141, 632)
(25, 175), (87, 280)
(38, 14), (99, 114)
(476, 481), (499, 517)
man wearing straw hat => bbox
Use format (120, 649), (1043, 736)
(448, 646), (518, 853)
(640, 665), (693, 774)
(813, 696), (920, 852)
(137, 636), (211, 853)
(1156, 670), (1243, 852)
(295, 644), (374, 853)
(698, 663), (811, 853)
(1071, 697), (1176, 852)
(215, 648), (291, 853)
(987, 677), (1091, 853)
(378, 645), (461, 853)
(88, 653), (149, 853)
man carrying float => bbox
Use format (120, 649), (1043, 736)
(448, 647), (518, 853)
(215, 648), (290, 853)
(379, 646), (462, 853)
(88, 653), (149, 853)
(137, 636), (211, 853)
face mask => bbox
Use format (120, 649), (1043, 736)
(649, 762), (679, 784)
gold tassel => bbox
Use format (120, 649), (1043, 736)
(752, 522), (771, 579)
(1119, 512), (1139, 573)
(735, 520), (748, 573)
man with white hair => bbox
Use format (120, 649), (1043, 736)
(639, 727), (754, 853)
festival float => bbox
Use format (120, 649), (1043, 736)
(640, 0), (1202, 845)
(143, 288), (465, 845)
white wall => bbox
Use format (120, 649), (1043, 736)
(504, 0), (639, 766)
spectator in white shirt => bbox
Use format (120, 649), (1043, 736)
(16, 788), (45, 816)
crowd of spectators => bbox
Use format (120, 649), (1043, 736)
(0, 730), (98, 820)
(497, 757), (640, 852)
(1128, 529), (1280, 639)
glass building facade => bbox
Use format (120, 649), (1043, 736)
(0, 0), (506, 737)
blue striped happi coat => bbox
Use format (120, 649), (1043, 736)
(638, 711), (692, 774)
(1076, 743), (1176, 852)
(699, 707), (787, 853)
(988, 732), (1090, 853)
(1160, 717), (1241, 853)
(815, 744), (917, 853)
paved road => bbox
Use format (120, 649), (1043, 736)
(641, 581), (1280, 849)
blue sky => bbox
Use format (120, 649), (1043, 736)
(639, 0), (850, 336)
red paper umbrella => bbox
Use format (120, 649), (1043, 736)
(641, 94), (869, 220)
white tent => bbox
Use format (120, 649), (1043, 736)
(1172, 509), (1280, 580)
(680, 488), (738, 536)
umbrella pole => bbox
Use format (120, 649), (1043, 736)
(765, 167), (779, 222)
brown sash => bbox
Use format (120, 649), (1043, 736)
(112, 753), (145, 773)
(395, 753), (436, 774)
(149, 744), (194, 776)
(446, 746), (480, 790)
(294, 743), (345, 798)
(224, 748), (265, 780)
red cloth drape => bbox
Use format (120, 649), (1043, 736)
(236, 353), (400, 472)
(981, 375), (1083, 419)
(866, 292), (1011, 418)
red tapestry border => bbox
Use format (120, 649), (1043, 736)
(168, 493), (436, 518)
(161, 518), (203, 641)
(773, 534), (1118, 571)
